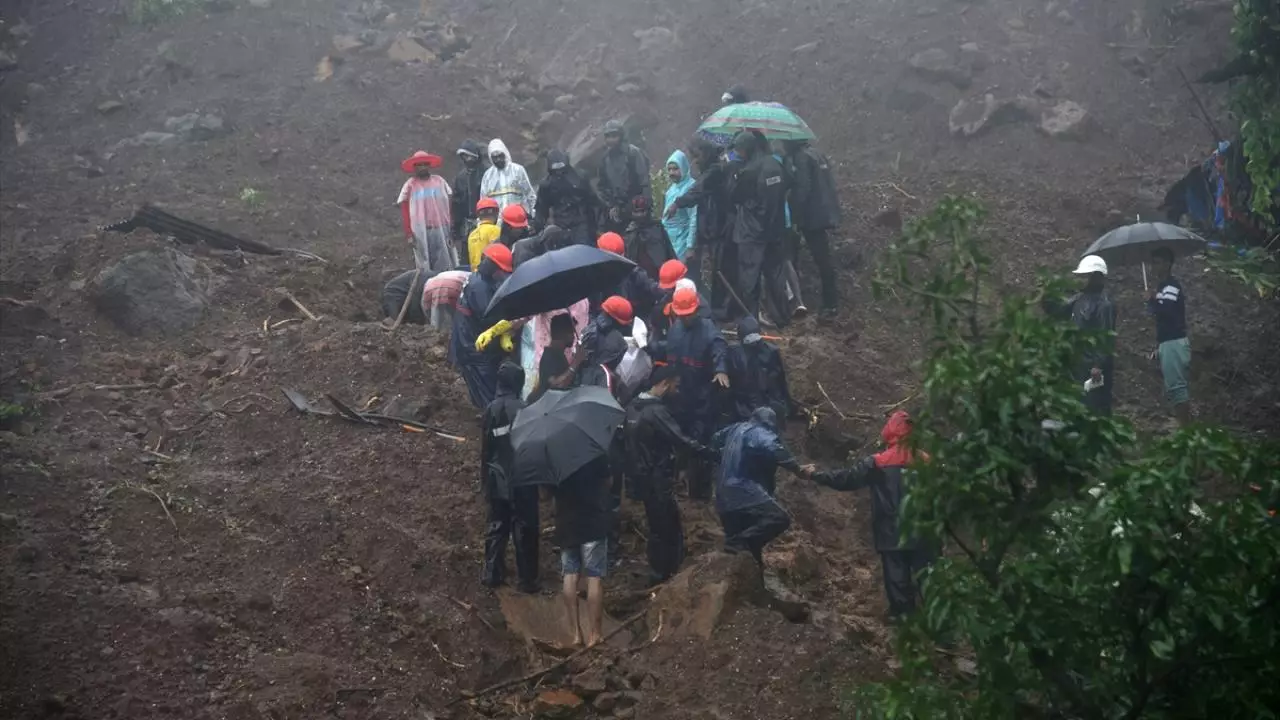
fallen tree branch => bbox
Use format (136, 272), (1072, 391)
(430, 640), (468, 669)
(816, 382), (847, 420)
(386, 269), (421, 333)
(446, 595), (496, 632)
(453, 610), (647, 704)
(274, 288), (320, 321)
(106, 483), (179, 536)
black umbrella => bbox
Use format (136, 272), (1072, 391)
(509, 385), (624, 487)
(1081, 222), (1207, 268)
(484, 245), (636, 320)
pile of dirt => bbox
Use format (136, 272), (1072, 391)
(1, 0), (1277, 718)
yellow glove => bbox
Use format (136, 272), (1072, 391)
(474, 319), (514, 352)
(499, 332), (515, 353)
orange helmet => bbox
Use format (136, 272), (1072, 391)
(475, 197), (499, 213)
(671, 287), (700, 316)
(501, 204), (529, 229)
(601, 295), (634, 324)
(483, 243), (513, 273)
(658, 259), (687, 289)
(596, 232), (625, 255)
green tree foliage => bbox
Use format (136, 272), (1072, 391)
(855, 196), (1280, 719)
(1232, 0), (1280, 219)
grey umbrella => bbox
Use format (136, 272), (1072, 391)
(1081, 222), (1207, 268)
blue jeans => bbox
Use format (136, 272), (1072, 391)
(561, 540), (608, 578)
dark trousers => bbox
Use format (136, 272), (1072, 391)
(795, 228), (837, 311)
(676, 412), (712, 500)
(482, 489), (540, 588)
(637, 471), (685, 582)
(460, 360), (500, 409)
(720, 501), (791, 566)
(880, 546), (935, 617)
(711, 242), (738, 321)
(762, 241), (804, 326)
(735, 241), (767, 318)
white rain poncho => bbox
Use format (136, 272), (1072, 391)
(480, 138), (536, 216)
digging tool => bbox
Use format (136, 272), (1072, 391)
(284, 388), (464, 440)
(282, 388), (334, 416)
(326, 394), (376, 424)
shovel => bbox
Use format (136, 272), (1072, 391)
(284, 388), (465, 441)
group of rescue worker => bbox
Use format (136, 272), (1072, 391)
(381, 104), (931, 645)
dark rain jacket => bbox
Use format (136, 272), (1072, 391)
(511, 225), (567, 269)
(616, 267), (663, 321)
(671, 154), (731, 248)
(451, 139), (487, 241)
(663, 315), (727, 421)
(814, 412), (924, 551)
(625, 218), (676, 280)
(597, 131), (652, 213)
(710, 407), (801, 514)
(448, 258), (507, 369)
(646, 287), (711, 349)
(535, 150), (600, 237)
(624, 393), (703, 481)
(725, 316), (793, 422)
(729, 151), (788, 246)
(785, 145), (842, 231)
(579, 329), (628, 400)
(480, 363), (526, 501)
(1044, 289), (1117, 381)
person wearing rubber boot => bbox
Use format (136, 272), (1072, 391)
(663, 287), (729, 500)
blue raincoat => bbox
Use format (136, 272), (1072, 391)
(662, 150), (698, 258)
(710, 407), (802, 514)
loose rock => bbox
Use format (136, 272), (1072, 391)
(948, 94), (1036, 138)
(97, 100), (125, 115)
(648, 551), (763, 640)
(90, 249), (214, 336)
(114, 131), (178, 150)
(387, 34), (436, 64)
(908, 48), (972, 88)
(633, 26), (676, 56)
(532, 689), (584, 719)
(0, 50), (17, 71)
(163, 113), (229, 141)
(1039, 100), (1090, 139)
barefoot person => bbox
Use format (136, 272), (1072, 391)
(556, 456), (611, 646)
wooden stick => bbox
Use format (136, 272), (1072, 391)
(888, 182), (917, 201)
(106, 484), (179, 536)
(275, 288), (320, 321)
(446, 595), (496, 632)
(816, 382), (846, 420)
(879, 391), (918, 411)
(453, 610), (647, 704)
(387, 269), (421, 332)
(722, 329), (786, 342)
(715, 270), (751, 317)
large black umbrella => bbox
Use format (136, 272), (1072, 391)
(484, 245), (635, 320)
(1081, 222), (1207, 268)
(509, 385), (624, 487)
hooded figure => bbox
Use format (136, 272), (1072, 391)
(710, 406), (807, 567)
(725, 131), (797, 322)
(597, 120), (652, 233)
(512, 224), (568, 269)
(535, 149), (601, 246)
(782, 139), (842, 315)
(813, 411), (934, 618)
(721, 84), (750, 105)
(624, 195), (676, 281)
(726, 315), (794, 426)
(662, 149), (699, 260)
(480, 362), (540, 591)
(450, 248), (512, 408)
(666, 138), (732, 304)
(481, 138), (536, 216)
(452, 139), (488, 250)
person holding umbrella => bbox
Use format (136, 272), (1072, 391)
(663, 287), (729, 499)
(624, 364), (707, 584)
(1044, 255), (1117, 416)
(451, 244), (515, 409)
(507, 386), (626, 647)
(480, 362), (539, 592)
(1147, 248), (1192, 427)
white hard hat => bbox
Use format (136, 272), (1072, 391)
(1073, 255), (1108, 276)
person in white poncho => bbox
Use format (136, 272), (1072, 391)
(480, 138), (536, 217)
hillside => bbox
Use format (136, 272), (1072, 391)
(1, 0), (1277, 718)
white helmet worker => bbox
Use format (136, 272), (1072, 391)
(1073, 255), (1108, 276)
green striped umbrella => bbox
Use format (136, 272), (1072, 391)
(697, 101), (817, 143)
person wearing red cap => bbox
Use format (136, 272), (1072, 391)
(467, 197), (502, 270)
(397, 150), (456, 272)
(660, 287), (729, 499)
(598, 233), (662, 320)
(578, 295), (634, 394)
(498, 204), (532, 249)
(647, 262), (709, 347)
(623, 195), (676, 281)
(450, 243), (515, 408)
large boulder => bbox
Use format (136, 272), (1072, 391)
(948, 94), (1037, 137)
(648, 551), (762, 640)
(1039, 100), (1090, 139)
(908, 48), (972, 88)
(90, 248), (214, 335)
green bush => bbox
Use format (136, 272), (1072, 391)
(1231, 0), (1280, 221)
(852, 196), (1280, 719)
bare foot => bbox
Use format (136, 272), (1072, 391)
(571, 634), (584, 647)
(586, 634), (602, 648)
